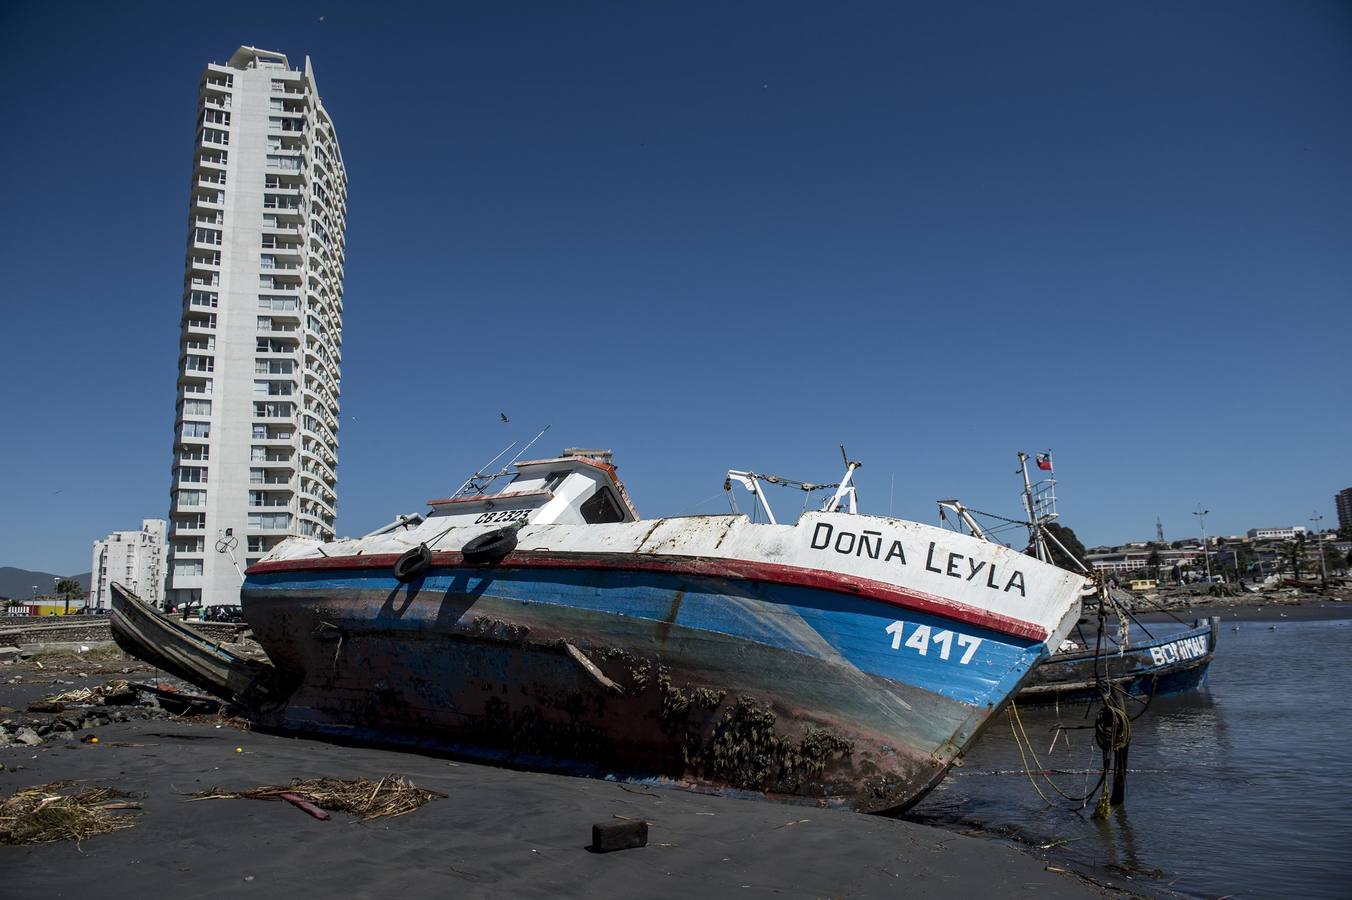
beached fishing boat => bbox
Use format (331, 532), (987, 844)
(1017, 617), (1219, 704)
(221, 444), (1089, 814)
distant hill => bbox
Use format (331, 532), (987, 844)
(0, 567), (91, 600)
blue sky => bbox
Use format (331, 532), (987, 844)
(1, 1), (1349, 575)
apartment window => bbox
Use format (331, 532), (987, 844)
(271, 79), (285, 92)
(183, 399), (212, 416)
(267, 155), (301, 171)
(188, 290), (218, 308)
(176, 489), (207, 507)
(184, 355), (214, 373)
(253, 380), (293, 397)
(248, 512), (290, 529)
(254, 401), (292, 418)
(247, 536), (268, 553)
(259, 296), (298, 311)
(181, 422), (210, 438)
(174, 538), (205, 553)
(178, 466), (208, 483)
(193, 228), (222, 246)
(174, 513), (207, 529)
(204, 109), (230, 125)
(181, 446), (209, 462)
(172, 560), (204, 577)
(202, 127), (229, 146)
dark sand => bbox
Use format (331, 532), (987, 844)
(0, 671), (1111, 898)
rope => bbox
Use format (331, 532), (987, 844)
(1006, 577), (1137, 815)
(1006, 701), (1106, 806)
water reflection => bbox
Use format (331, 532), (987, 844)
(908, 617), (1352, 898)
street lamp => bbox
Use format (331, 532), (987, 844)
(1311, 512), (1327, 586)
(1193, 505), (1212, 582)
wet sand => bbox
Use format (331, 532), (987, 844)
(0, 667), (1110, 898)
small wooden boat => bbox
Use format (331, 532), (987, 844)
(109, 582), (282, 705)
(1017, 617), (1219, 703)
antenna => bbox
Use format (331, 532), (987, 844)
(449, 425), (554, 500)
(1156, 516), (1165, 544)
(450, 440), (519, 499)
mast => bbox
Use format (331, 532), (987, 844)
(1018, 452), (1048, 562)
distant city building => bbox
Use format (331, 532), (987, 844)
(1337, 488), (1352, 533)
(1085, 548), (1201, 575)
(1245, 526), (1307, 541)
(166, 46), (348, 609)
(90, 520), (166, 610)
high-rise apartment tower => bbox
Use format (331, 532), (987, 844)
(1337, 487), (1352, 534)
(166, 46), (347, 609)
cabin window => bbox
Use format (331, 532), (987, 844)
(543, 471), (569, 493)
(580, 487), (625, 524)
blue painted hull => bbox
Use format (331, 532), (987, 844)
(241, 561), (1052, 813)
(1017, 618), (1218, 704)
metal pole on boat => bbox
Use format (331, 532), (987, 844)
(826, 446), (861, 514)
(1017, 453), (1047, 562)
(506, 424), (552, 469)
(451, 440), (519, 498)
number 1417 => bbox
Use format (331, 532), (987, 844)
(884, 621), (982, 665)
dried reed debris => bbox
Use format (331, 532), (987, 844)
(192, 775), (444, 821)
(44, 679), (135, 705)
(0, 781), (141, 845)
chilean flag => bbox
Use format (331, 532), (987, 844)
(1036, 452), (1053, 472)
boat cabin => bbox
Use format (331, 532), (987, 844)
(425, 451), (639, 527)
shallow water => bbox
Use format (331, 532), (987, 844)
(909, 616), (1352, 898)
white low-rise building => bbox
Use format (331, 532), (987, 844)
(90, 520), (167, 610)
(1245, 526), (1307, 541)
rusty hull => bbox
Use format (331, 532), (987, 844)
(241, 580), (1012, 815)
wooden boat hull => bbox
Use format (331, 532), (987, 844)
(108, 582), (280, 705)
(1017, 617), (1219, 704)
(241, 549), (1066, 814)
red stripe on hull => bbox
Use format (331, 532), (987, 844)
(247, 550), (1048, 642)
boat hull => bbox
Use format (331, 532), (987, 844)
(242, 557), (1055, 814)
(1017, 617), (1219, 704)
